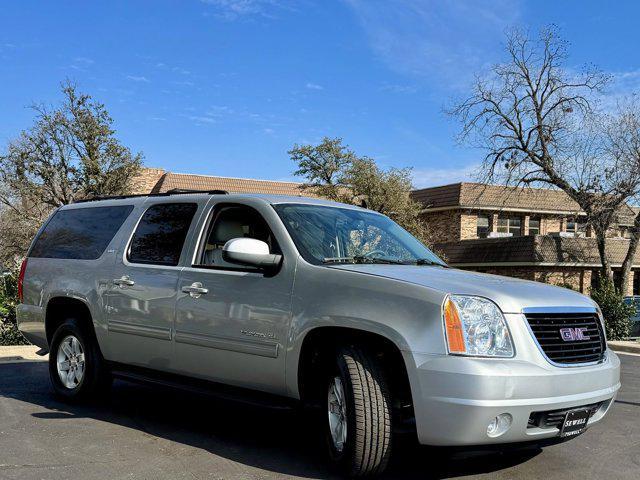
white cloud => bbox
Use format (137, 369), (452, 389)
(598, 69), (640, 111)
(200, 0), (293, 20)
(68, 56), (95, 72)
(412, 163), (479, 189)
(73, 57), (94, 65)
(171, 80), (195, 87)
(305, 82), (324, 90)
(344, 0), (522, 90)
(185, 114), (217, 124)
(126, 75), (150, 83)
(172, 66), (191, 75)
(380, 83), (418, 94)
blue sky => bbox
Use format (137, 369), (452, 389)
(2, 0), (640, 187)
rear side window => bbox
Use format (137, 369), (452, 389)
(30, 205), (134, 260)
(127, 203), (198, 266)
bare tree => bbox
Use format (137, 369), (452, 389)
(449, 26), (640, 281)
(610, 100), (640, 290)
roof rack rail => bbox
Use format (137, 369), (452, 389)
(165, 188), (229, 195)
(74, 188), (229, 204)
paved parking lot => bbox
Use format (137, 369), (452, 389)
(0, 354), (638, 480)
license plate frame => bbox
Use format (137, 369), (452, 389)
(559, 408), (591, 438)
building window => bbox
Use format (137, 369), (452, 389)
(477, 215), (490, 238)
(591, 270), (600, 292)
(528, 217), (540, 236)
(613, 270), (623, 292)
(566, 216), (587, 236)
(497, 216), (521, 236)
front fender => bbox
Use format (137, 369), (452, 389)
(285, 259), (447, 398)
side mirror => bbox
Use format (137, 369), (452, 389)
(222, 238), (282, 271)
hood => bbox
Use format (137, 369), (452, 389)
(329, 264), (597, 314)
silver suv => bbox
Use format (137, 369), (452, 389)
(17, 191), (620, 476)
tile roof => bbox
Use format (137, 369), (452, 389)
(413, 182), (638, 224)
(150, 172), (320, 197)
(412, 182), (583, 212)
(436, 235), (640, 267)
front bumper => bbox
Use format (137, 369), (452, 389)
(406, 350), (620, 446)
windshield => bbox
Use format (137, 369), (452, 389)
(274, 204), (446, 266)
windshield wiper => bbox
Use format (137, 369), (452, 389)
(322, 256), (405, 265)
(410, 258), (446, 267)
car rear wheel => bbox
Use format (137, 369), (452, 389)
(325, 345), (392, 477)
(49, 318), (111, 401)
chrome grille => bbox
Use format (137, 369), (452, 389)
(524, 312), (606, 365)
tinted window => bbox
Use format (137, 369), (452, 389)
(30, 205), (134, 260)
(128, 203), (197, 266)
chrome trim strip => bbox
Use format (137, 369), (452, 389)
(174, 330), (279, 358)
(522, 306), (598, 314)
(521, 309), (606, 368)
(108, 320), (172, 340)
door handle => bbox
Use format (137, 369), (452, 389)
(182, 282), (209, 298)
(113, 276), (135, 288)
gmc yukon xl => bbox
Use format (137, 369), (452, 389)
(17, 190), (621, 476)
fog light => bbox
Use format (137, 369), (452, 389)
(487, 413), (512, 438)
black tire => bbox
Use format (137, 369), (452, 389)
(325, 345), (392, 477)
(48, 318), (111, 401)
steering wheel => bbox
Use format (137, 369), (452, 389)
(362, 249), (387, 258)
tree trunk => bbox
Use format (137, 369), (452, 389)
(620, 213), (640, 296)
(595, 233), (613, 282)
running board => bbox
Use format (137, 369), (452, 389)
(109, 363), (298, 411)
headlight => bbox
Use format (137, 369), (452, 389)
(443, 295), (514, 357)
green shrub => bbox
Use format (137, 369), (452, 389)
(590, 277), (634, 341)
(0, 271), (29, 346)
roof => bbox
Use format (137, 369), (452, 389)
(412, 182), (638, 224)
(151, 172), (320, 198)
(436, 235), (640, 267)
(412, 182), (583, 213)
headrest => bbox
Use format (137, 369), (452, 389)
(210, 220), (246, 244)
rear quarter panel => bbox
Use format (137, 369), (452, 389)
(18, 254), (116, 349)
(17, 200), (145, 351)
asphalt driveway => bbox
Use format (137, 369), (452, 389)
(0, 354), (638, 480)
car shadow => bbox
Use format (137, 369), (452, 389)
(3, 362), (541, 479)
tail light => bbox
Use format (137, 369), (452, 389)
(17, 258), (28, 303)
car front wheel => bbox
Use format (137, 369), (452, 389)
(325, 345), (392, 477)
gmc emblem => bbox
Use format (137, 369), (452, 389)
(560, 327), (590, 342)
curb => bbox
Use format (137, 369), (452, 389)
(0, 345), (47, 363)
(608, 341), (640, 355)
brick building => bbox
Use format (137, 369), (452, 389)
(412, 182), (640, 295)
